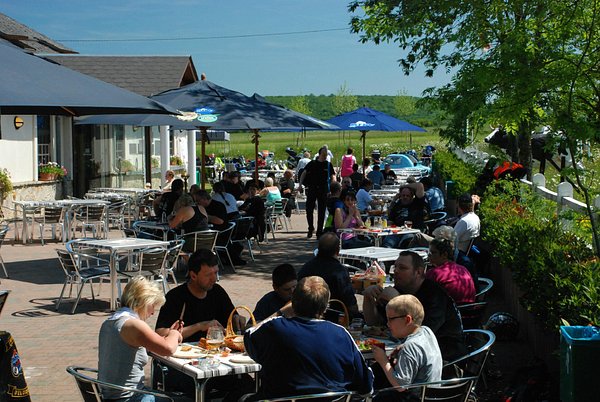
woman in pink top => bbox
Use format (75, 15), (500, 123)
(334, 190), (373, 249)
(426, 237), (476, 304)
(339, 147), (357, 178)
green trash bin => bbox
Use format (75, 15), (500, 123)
(560, 325), (600, 402)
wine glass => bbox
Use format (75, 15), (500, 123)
(206, 326), (224, 351)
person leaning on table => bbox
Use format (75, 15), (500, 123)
(244, 276), (374, 400)
(98, 276), (183, 402)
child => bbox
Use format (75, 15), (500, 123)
(252, 264), (297, 321)
(373, 295), (443, 401)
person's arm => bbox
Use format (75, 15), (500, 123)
(156, 319), (223, 340)
(406, 182), (425, 199)
(373, 346), (404, 390)
(121, 318), (181, 356)
(362, 285), (385, 326)
(334, 208), (354, 229)
(168, 207), (188, 229)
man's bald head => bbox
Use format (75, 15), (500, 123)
(317, 232), (340, 258)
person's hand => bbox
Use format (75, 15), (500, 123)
(372, 344), (388, 366)
(170, 320), (184, 333)
(377, 287), (400, 305)
(200, 320), (223, 332)
(388, 344), (404, 366)
(363, 285), (384, 301)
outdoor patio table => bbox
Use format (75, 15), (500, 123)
(149, 348), (261, 402)
(68, 238), (169, 310)
(132, 220), (174, 241)
(337, 227), (419, 247)
(338, 246), (428, 273)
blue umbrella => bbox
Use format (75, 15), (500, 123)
(326, 106), (426, 165)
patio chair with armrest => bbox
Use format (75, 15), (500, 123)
(119, 247), (168, 283)
(107, 200), (127, 230)
(424, 211), (447, 235)
(368, 376), (478, 402)
(72, 204), (109, 239)
(442, 329), (496, 392)
(179, 229), (219, 257)
(161, 239), (184, 293)
(475, 277), (493, 301)
(55, 249), (111, 314)
(0, 225), (9, 279)
(229, 216), (256, 261)
(33, 205), (65, 245)
(457, 301), (488, 330)
(240, 390), (356, 402)
(66, 366), (174, 402)
(214, 221), (236, 271)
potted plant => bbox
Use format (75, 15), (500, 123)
(0, 168), (13, 201)
(38, 162), (67, 181)
(170, 155), (184, 166)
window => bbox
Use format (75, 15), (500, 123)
(37, 116), (51, 165)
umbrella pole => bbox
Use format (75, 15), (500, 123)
(361, 131), (367, 177)
(200, 128), (207, 189)
(253, 129), (260, 184)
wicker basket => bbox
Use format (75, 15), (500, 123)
(328, 299), (350, 328)
(224, 305), (256, 352)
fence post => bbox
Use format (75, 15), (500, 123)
(557, 182), (573, 231)
(532, 173), (546, 194)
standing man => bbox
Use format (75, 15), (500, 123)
(244, 276), (373, 399)
(299, 146), (335, 238)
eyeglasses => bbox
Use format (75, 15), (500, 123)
(387, 315), (407, 322)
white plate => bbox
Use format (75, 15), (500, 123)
(172, 345), (209, 359)
(229, 355), (256, 364)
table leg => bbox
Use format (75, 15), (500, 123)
(110, 251), (117, 311)
(195, 379), (208, 402)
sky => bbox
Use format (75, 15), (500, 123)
(2, 0), (453, 97)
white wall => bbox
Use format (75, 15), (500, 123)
(0, 114), (36, 182)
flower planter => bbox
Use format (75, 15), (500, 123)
(39, 173), (57, 181)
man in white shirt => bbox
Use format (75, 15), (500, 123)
(454, 193), (480, 253)
(296, 151), (311, 178)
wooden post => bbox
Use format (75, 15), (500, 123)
(200, 128), (207, 189)
(144, 127), (152, 185)
(253, 129), (260, 184)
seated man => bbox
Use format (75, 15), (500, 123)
(279, 169), (297, 217)
(153, 178), (184, 219)
(357, 178), (381, 213)
(244, 276), (373, 399)
(382, 164), (397, 185)
(383, 181), (427, 249)
(155, 249), (251, 400)
(349, 163), (364, 191)
(372, 295), (442, 402)
(362, 251), (466, 362)
(421, 176), (445, 213)
(239, 183), (266, 241)
(298, 232), (360, 317)
(324, 181), (343, 232)
(253, 264), (297, 321)
(367, 164), (385, 189)
(426, 238), (476, 305)
(454, 193), (480, 253)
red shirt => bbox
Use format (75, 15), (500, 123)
(425, 261), (476, 304)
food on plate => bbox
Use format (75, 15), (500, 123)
(355, 338), (386, 351)
(180, 345), (192, 352)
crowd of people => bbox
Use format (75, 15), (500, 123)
(96, 147), (485, 401)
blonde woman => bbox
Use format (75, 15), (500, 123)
(260, 177), (282, 205)
(98, 276), (182, 401)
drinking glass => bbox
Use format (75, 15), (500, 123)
(206, 326), (224, 350)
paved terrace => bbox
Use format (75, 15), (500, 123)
(0, 213), (319, 401)
(0, 212), (536, 401)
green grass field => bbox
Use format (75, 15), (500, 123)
(202, 129), (445, 165)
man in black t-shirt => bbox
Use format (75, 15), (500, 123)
(298, 146), (335, 238)
(221, 171), (245, 200)
(384, 181), (427, 248)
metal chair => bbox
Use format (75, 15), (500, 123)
(263, 205), (276, 241)
(229, 216), (256, 261)
(107, 201), (127, 230)
(33, 205), (65, 245)
(214, 222), (236, 271)
(270, 198), (290, 232)
(369, 376), (477, 402)
(73, 204), (108, 239)
(161, 240), (184, 293)
(0, 225), (9, 279)
(475, 277), (493, 301)
(55, 249), (111, 314)
(424, 211), (447, 235)
(66, 366), (174, 402)
(457, 301), (488, 330)
(179, 229), (219, 255)
(120, 247), (168, 282)
(443, 329), (496, 392)
(241, 390), (355, 402)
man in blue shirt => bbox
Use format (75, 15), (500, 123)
(367, 164), (385, 189)
(421, 176), (445, 213)
(245, 276), (373, 399)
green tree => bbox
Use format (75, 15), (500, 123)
(394, 89), (416, 118)
(332, 82), (358, 116)
(289, 96), (312, 115)
(349, 0), (600, 255)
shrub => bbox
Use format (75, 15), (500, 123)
(432, 150), (480, 196)
(479, 180), (600, 329)
(0, 168), (13, 200)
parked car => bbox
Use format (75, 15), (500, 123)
(380, 153), (431, 181)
